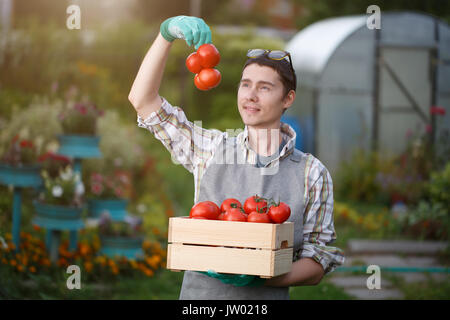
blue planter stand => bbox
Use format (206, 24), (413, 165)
(57, 134), (102, 159)
(32, 200), (85, 263)
(100, 236), (144, 260)
(57, 134), (101, 254)
(87, 198), (128, 221)
(0, 163), (43, 250)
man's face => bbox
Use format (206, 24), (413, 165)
(237, 64), (293, 129)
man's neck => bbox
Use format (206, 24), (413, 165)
(247, 125), (283, 157)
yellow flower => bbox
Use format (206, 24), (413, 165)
(95, 256), (107, 266)
(79, 243), (90, 256)
(10, 259), (17, 267)
(142, 267), (154, 277)
(84, 261), (94, 273)
(77, 61), (99, 76)
(108, 259), (116, 268)
(110, 265), (119, 275)
(29, 266), (37, 273)
(146, 255), (161, 269)
(142, 240), (152, 251)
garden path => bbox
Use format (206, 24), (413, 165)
(328, 239), (449, 299)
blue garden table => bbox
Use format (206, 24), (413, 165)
(55, 134), (102, 255)
(0, 164), (42, 250)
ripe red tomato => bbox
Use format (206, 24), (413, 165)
(186, 52), (203, 74)
(268, 202), (291, 224)
(197, 44), (220, 68)
(220, 198), (242, 213)
(189, 201), (220, 220)
(247, 211), (272, 223)
(198, 68), (221, 89)
(223, 208), (247, 222)
(194, 73), (210, 91)
(243, 195), (268, 215)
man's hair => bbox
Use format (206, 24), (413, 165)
(241, 54), (297, 98)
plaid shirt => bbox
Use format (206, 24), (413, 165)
(137, 98), (345, 274)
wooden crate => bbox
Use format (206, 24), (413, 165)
(166, 216), (294, 278)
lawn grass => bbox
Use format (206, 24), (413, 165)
(385, 273), (450, 300)
(289, 278), (354, 300)
(1, 265), (352, 300)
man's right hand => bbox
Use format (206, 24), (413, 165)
(160, 16), (212, 49)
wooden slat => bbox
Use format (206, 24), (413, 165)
(168, 217), (293, 249)
(167, 243), (293, 277)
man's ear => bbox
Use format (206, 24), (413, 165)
(282, 90), (296, 112)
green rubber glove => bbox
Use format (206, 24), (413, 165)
(198, 270), (266, 287)
(160, 15), (212, 49)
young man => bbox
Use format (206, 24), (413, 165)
(129, 16), (344, 300)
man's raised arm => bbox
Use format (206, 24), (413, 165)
(128, 16), (212, 119)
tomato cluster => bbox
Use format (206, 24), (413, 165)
(189, 195), (291, 224)
(185, 44), (221, 91)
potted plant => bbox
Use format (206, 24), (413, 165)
(0, 135), (42, 187)
(57, 101), (104, 159)
(97, 211), (144, 260)
(86, 169), (132, 221)
(33, 164), (86, 228)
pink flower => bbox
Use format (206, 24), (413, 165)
(114, 187), (124, 198)
(91, 182), (103, 195)
(74, 103), (88, 115)
(430, 106), (446, 116)
(426, 124), (432, 133)
(20, 140), (34, 148)
(91, 173), (103, 183)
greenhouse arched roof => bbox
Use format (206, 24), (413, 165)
(286, 15), (367, 76)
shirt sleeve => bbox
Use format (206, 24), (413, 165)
(295, 154), (345, 274)
(136, 97), (224, 173)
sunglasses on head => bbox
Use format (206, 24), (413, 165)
(246, 49), (294, 72)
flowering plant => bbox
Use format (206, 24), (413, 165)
(37, 151), (72, 178)
(58, 101), (104, 136)
(87, 170), (131, 200)
(98, 211), (143, 238)
(0, 135), (38, 166)
(37, 166), (84, 207)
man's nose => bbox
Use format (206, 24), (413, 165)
(246, 87), (258, 101)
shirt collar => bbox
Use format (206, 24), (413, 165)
(236, 122), (297, 164)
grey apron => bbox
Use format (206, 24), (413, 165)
(179, 136), (306, 300)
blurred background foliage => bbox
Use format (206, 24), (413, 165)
(1, 0), (449, 235)
(0, 0), (449, 299)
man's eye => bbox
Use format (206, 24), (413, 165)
(261, 86), (270, 90)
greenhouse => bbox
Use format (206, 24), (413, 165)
(285, 11), (450, 174)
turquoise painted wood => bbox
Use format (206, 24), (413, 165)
(0, 163), (43, 187)
(57, 134), (102, 159)
(12, 187), (22, 251)
(100, 236), (144, 260)
(0, 163), (43, 250)
(32, 200), (85, 256)
(88, 198), (128, 221)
